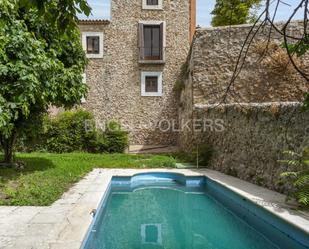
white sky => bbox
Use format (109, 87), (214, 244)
(79, 0), (305, 27)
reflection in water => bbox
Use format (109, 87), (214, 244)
(141, 224), (162, 245)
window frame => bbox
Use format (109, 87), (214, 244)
(138, 21), (166, 63)
(143, 25), (161, 60)
(82, 32), (104, 58)
(81, 73), (87, 103)
(86, 36), (100, 54)
(141, 71), (163, 97)
(147, 0), (158, 5)
(142, 0), (163, 10)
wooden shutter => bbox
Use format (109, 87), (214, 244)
(138, 23), (144, 60)
(159, 22), (164, 60)
(93, 37), (100, 54)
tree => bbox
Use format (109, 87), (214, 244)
(211, 0), (262, 27)
(0, 0), (91, 165)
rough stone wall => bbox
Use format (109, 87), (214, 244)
(80, 0), (191, 145)
(180, 102), (309, 192)
(191, 22), (309, 105)
(179, 22), (309, 192)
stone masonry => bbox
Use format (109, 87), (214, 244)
(80, 0), (194, 146)
(179, 22), (309, 192)
(190, 22), (309, 105)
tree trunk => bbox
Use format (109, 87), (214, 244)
(0, 132), (17, 166)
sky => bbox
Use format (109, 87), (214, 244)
(79, 0), (304, 27)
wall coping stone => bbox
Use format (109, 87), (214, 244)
(194, 102), (302, 111)
(195, 20), (304, 32)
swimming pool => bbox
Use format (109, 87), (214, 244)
(81, 172), (309, 249)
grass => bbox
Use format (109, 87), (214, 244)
(0, 152), (177, 206)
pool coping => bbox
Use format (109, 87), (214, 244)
(1, 168), (309, 249)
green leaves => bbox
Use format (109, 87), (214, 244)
(0, 0), (88, 143)
(17, 0), (92, 29)
(280, 149), (309, 208)
(303, 93), (309, 111)
(211, 0), (261, 27)
(281, 35), (309, 111)
(78, 0), (92, 16)
(282, 36), (309, 57)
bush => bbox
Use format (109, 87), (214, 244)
(194, 143), (213, 167)
(104, 121), (128, 153)
(14, 109), (128, 154)
(175, 143), (213, 167)
(279, 149), (309, 208)
(44, 109), (96, 153)
(14, 114), (46, 153)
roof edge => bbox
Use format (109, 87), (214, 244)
(79, 19), (110, 25)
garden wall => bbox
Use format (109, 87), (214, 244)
(179, 102), (309, 192)
(190, 22), (309, 105)
(179, 22), (309, 192)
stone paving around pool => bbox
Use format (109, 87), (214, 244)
(0, 168), (309, 249)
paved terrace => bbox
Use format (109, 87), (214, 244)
(0, 169), (309, 249)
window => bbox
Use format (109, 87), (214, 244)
(82, 32), (104, 58)
(139, 21), (165, 62)
(141, 72), (163, 96)
(142, 0), (163, 9)
(145, 76), (158, 92)
(86, 36), (100, 54)
(81, 73), (87, 103)
(141, 224), (162, 245)
(147, 0), (158, 5)
(144, 25), (161, 60)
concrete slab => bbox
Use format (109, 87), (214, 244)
(0, 168), (308, 249)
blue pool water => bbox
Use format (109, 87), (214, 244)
(81, 173), (309, 249)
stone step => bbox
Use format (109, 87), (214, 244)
(128, 145), (179, 154)
(175, 163), (197, 169)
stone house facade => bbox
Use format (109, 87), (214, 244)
(79, 0), (196, 146)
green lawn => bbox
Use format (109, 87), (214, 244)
(0, 153), (177, 206)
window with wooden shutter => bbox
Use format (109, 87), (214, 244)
(139, 23), (145, 60)
(139, 22), (164, 62)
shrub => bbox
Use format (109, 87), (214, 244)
(195, 143), (213, 167)
(279, 149), (309, 207)
(14, 114), (46, 153)
(44, 109), (96, 153)
(14, 109), (128, 154)
(176, 143), (213, 167)
(88, 131), (109, 153)
(104, 121), (128, 153)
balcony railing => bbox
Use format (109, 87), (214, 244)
(139, 47), (165, 64)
